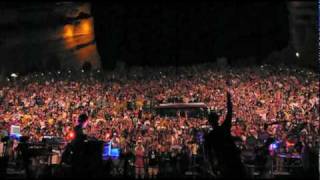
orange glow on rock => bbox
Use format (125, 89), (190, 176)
(63, 25), (74, 38)
(81, 20), (91, 34)
(79, 20), (92, 34)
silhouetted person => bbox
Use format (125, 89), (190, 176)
(61, 114), (88, 178)
(122, 145), (132, 178)
(255, 138), (274, 178)
(82, 62), (92, 72)
(16, 136), (31, 178)
(0, 136), (9, 175)
(205, 91), (247, 178)
(73, 114), (88, 141)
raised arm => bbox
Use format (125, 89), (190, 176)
(221, 91), (232, 132)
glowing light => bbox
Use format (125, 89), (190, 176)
(68, 131), (75, 140)
(270, 144), (276, 150)
(286, 141), (295, 147)
(269, 142), (279, 151)
(81, 20), (91, 34)
(10, 73), (18, 78)
(63, 25), (74, 38)
(296, 52), (300, 58)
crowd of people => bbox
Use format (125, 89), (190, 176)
(0, 63), (319, 178)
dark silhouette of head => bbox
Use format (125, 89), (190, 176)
(19, 136), (29, 143)
(82, 62), (92, 72)
(1, 136), (9, 142)
(208, 112), (219, 128)
(78, 113), (88, 125)
(265, 137), (275, 147)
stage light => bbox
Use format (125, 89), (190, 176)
(81, 70), (84, 73)
(57, 71), (61, 75)
(10, 73), (18, 78)
(68, 70), (71, 74)
(41, 73), (44, 76)
(97, 70), (100, 73)
(67, 131), (75, 140)
(296, 52), (300, 58)
(269, 143), (278, 151)
(286, 141), (294, 147)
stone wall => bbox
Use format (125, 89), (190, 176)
(0, 2), (100, 75)
(0, 2), (317, 75)
(287, 2), (317, 68)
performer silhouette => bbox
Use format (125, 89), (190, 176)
(205, 90), (247, 178)
(61, 114), (89, 177)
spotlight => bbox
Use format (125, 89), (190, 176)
(68, 70), (71, 74)
(10, 73), (18, 78)
(81, 70), (84, 73)
(41, 73), (44, 76)
(286, 141), (294, 147)
(67, 131), (75, 140)
(48, 72), (51, 75)
(97, 70), (100, 73)
(296, 52), (300, 58)
(269, 142), (278, 151)
(57, 71), (61, 75)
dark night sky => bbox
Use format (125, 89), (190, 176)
(91, 2), (289, 69)
(0, 1), (317, 74)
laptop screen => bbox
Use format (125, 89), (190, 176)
(10, 125), (21, 140)
(103, 142), (120, 159)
